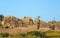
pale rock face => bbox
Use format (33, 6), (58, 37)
(1, 21), (4, 26)
(2, 16), (23, 28)
(22, 17), (33, 25)
(1, 16), (34, 28)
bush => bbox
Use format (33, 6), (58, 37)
(43, 30), (60, 37)
(0, 33), (9, 37)
(0, 23), (2, 26)
(19, 33), (26, 37)
(17, 31), (42, 38)
(27, 31), (42, 38)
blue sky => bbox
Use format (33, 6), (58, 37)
(0, 0), (60, 22)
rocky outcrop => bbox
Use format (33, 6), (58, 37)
(2, 16), (23, 28)
(48, 21), (60, 30)
(22, 16), (34, 25)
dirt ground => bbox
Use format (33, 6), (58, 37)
(0, 25), (50, 35)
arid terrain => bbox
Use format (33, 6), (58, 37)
(0, 15), (60, 35)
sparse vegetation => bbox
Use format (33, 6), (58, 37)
(0, 31), (60, 38)
(0, 33), (9, 38)
(0, 23), (3, 28)
(0, 23), (2, 27)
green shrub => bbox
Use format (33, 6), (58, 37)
(4, 31), (60, 38)
(27, 31), (43, 38)
(19, 33), (26, 38)
(44, 30), (60, 37)
(0, 33), (9, 37)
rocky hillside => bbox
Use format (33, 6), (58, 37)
(0, 15), (60, 35)
(2, 16), (23, 28)
(0, 16), (60, 29)
(1, 16), (49, 29)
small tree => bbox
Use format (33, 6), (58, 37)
(0, 14), (4, 21)
(29, 19), (34, 25)
(37, 21), (40, 30)
(52, 25), (55, 30)
(37, 16), (40, 30)
(51, 17), (56, 30)
(49, 25), (55, 30)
